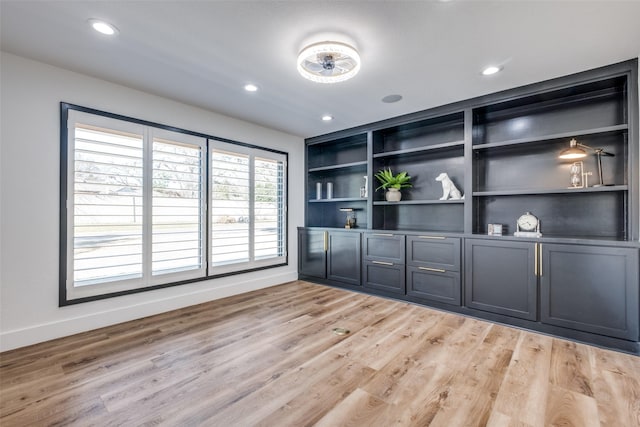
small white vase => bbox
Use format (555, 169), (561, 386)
(385, 188), (402, 202)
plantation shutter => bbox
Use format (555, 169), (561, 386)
(69, 119), (145, 289)
(151, 131), (206, 281)
(209, 140), (286, 275)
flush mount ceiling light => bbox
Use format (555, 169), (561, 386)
(88, 19), (118, 36)
(244, 83), (258, 92)
(321, 115), (333, 121)
(297, 41), (361, 84)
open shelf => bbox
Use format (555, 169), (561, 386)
(373, 203), (464, 233)
(373, 140), (464, 159)
(374, 199), (464, 205)
(373, 112), (464, 155)
(473, 185), (628, 197)
(473, 131), (627, 194)
(308, 160), (368, 173)
(472, 124), (628, 150)
(374, 147), (465, 202)
(310, 197), (367, 203)
(473, 192), (628, 240)
(307, 133), (367, 170)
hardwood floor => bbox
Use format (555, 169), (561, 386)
(1, 280), (639, 426)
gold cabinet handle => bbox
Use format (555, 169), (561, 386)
(418, 266), (446, 273)
(417, 235), (446, 240)
(372, 260), (393, 266)
(323, 231), (328, 252)
(534, 243), (538, 276)
(539, 243), (543, 277)
(372, 233), (394, 237)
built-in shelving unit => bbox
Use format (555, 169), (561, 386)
(471, 73), (632, 239)
(304, 59), (638, 242)
(300, 59), (640, 354)
(370, 112), (466, 233)
(306, 133), (369, 228)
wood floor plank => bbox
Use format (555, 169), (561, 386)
(491, 332), (553, 426)
(426, 325), (519, 427)
(545, 384), (601, 427)
(549, 339), (595, 397)
(589, 345), (640, 426)
(1, 280), (638, 427)
(313, 388), (394, 427)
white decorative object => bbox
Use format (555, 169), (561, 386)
(488, 224), (503, 236)
(435, 173), (463, 200)
(568, 161), (592, 189)
(326, 182), (333, 199)
(385, 188), (402, 202)
(316, 182), (322, 200)
(361, 176), (368, 198)
(514, 211), (542, 238)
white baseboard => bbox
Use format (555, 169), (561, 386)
(0, 271), (297, 352)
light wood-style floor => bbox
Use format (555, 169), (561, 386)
(1, 281), (639, 426)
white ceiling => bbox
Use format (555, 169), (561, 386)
(2, 1), (640, 139)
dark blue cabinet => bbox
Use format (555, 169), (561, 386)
(298, 228), (361, 287)
(540, 244), (639, 341)
(465, 239), (538, 321)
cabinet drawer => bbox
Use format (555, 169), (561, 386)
(363, 233), (405, 263)
(407, 266), (461, 306)
(363, 260), (405, 295)
(406, 235), (460, 271)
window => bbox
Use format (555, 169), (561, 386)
(61, 104), (287, 304)
(209, 140), (287, 275)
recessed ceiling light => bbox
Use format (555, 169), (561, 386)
(321, 115), (333, 122)
(88, 19), (118, 36)
(244, 84), (258, 92)
(482, 66), (502, 76)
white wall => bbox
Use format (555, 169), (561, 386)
(0, 52), (305, 352)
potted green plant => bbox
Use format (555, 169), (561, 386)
(374, 168), (412, 201)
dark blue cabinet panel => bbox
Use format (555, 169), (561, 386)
(298, 228), (326, 280)
(465, 239), (537, 321)
(540, 244), (639, 341)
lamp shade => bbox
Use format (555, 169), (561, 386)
(559, 138), (587, 159)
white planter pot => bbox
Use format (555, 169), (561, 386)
(385, 188), (402, 202)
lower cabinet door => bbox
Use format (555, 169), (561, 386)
(465, 239), (537, 321)
(297, 228), (326, 279)
(407, 266), (461, 306)
(363, 261), (405, 294)
(540, 244), (639, 340)
(327, 231), (361, 286)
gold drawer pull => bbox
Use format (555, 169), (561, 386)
(372, 233), (394, 237)
(372, 261), (394, 266)
(418, 266), (446, 273)
(417, 236), (445, 240)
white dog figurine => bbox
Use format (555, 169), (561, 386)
(435, 172), (463, 200)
